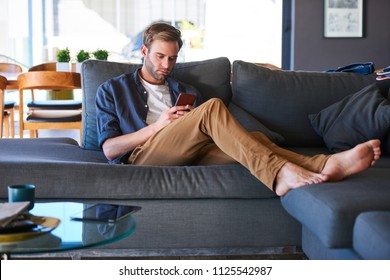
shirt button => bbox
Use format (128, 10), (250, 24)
(144, 91), (147, 94)
(145, 104), (148, 108)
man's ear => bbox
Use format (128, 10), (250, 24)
(141, 45), (148, 58)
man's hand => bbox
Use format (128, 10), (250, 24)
(102, 105), (193, 161)
(153, 105), (194, 131)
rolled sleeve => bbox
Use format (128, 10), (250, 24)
(96, 83), (124, 148)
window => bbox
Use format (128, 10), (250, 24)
(0, 0), (286, 68)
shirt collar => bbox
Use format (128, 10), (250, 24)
(133, 68), (183, 101)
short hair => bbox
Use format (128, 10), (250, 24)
(143, 22), (183, 50)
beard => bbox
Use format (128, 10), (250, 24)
(144, 55), (170, 83)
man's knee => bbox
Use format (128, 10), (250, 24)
(194, 98), (228, 120)
(203, 98), (225, 109)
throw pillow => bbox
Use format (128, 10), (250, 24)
(308, 83), (390, 153)
(228, 102), (285, 144)
(232, 60), (375, 147)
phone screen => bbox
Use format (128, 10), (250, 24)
(70, 204), (141, 223)
(174, 93), (196, 107)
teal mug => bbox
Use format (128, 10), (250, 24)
(8, 184), (36, 210)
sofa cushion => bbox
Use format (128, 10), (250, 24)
(231, 61), (375, 147)
(0, 138), (276, 200)
(0, 138), (106, 163)
(281, 168), (390, 248)
(228, 102), (285, 144)
(302, 226), (361, 260)
(0, 162), (276, 200)
(308, 83), (390, 153)
(353, 211), (390, 260)
(81, 57), (232, 151)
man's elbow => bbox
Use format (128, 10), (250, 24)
(102, 142), (117, 161)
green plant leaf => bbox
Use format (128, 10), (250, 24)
(76, 50), (91, 62)
(92, 49), (109, 60)
(56, 47), (71, 62)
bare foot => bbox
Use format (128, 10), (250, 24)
(274, 162), (329, 196)
(322, 139), (381, 182)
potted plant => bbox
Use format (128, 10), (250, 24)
(74, 50), (91, 72)
(92, 49), (109, 60)
(56, 47), (71, 72)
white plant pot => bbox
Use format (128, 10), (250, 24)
(56, 62), (70, 72)
(75, 62), (82, 73)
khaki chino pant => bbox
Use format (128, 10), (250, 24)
(129, 98), (330, 191)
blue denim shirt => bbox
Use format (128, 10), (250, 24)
(96, 68), (202, 163)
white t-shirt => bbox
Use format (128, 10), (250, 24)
(140, 76), (172, 125)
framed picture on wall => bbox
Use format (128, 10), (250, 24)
(324, 0), (364, 38)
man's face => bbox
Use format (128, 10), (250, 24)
(140, 39), (180, 85)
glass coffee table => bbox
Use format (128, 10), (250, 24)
(0, 202), (136, 259)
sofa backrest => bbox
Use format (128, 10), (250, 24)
(231, 60), (376, 147)
(81, 57), (232, 150)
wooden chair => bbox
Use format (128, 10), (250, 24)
(2, 101), (15, 138)
(17, 71), (82, 141)
(28, 62), (57, 72)
(0, 75), (7, 138)
(28, 62), (59, 101)
(0, 63), (23, 138)
(0, 62), (23, 73)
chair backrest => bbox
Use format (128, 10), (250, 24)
(29, 62), (57, 72)
(0, 75), (7, 108)
(0, 63), (23, 73)
(0, 75), (7, 110)
(18, 71), (81, 91)
(0, 75), (8, 137)
(0, 75), (7, 90)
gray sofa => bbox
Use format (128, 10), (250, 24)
(0, 57), (389, 259)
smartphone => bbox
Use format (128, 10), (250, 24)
(174, 93), (196, 107)
(70, 203), (141, 223)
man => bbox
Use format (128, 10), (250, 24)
(96, 23), (381, 196)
